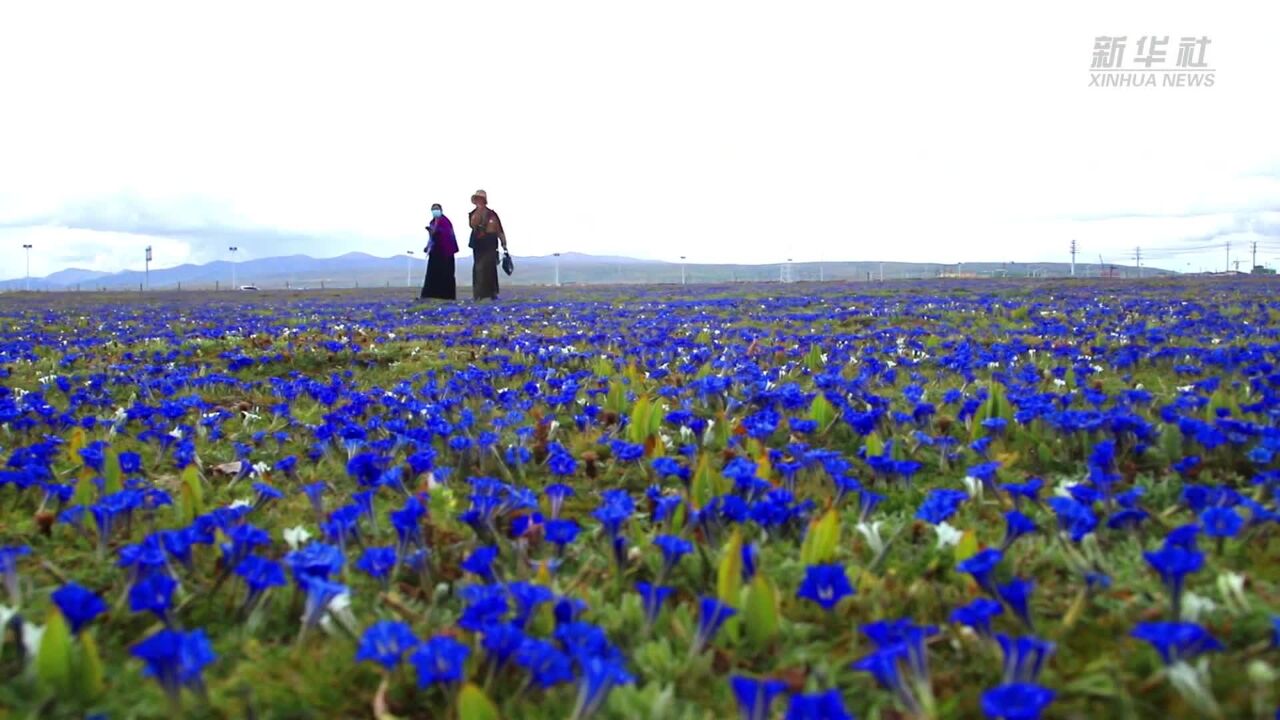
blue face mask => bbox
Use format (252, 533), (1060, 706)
(431, 209), (443, 218)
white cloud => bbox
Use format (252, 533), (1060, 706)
(1, 0), (1279, 278)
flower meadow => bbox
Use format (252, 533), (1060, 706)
(1, 280), (1278, 720)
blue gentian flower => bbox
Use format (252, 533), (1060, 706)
(980, 682), (1055, 720)
(515, 638), (575, 689)
(355, 620), (418, 670)
(131, 628), (216, 702)
(545, 483), (575, 519)
(690, 596), (736, 655)
(390, 495), (426, 554)
(1199, 506), (1243, 538)
(851, 644), (920, 716)
(1001, 511), (1037, 550)
(300, 576), (347, 630)
(1142, 544), (1204, 619)
(459, 584), (510, 631)
(997, 578), (1035, 630)
(958, 548), (1003, 596)
(410, 635), (471, 687)
(507, 581), (555, 629)
(730, 675), (788, 720)
(635, 582), (672, 630)
(51, 582), (108, 634)
(569, 654), (634, 720)
(462, 545), (500, 583)
(1130, 622), (1223, 665)
(285, 542), (345, 586)
(996, 634), (1055, 684)
(915, 488), (968, 525)
(129, 572), (177, 624)
(0, 544), (31, 604)
(545, 518), (581, 555)
(784, 689), (854, 720)
(653, 535), (693, 578)
(355, 546), (398, 587)
(951, 597), (1004, 638)
(796, 563), (854, 611)
(481, 623), (527, 668)
(235, 555), (286, 612)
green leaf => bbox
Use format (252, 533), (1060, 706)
(627, 396), (652, 444)
(36, 610), (73, 694)
(742, 575), (779, 647)
(808, 393), (836, 431)
(799, 508), (841, 565)
(73, 471), (97, 509)
(181, 465), (204, 517)
(716, 530), (744, 607)
(804, 344), (825, 373)
(103, 448), (122, 495)
(457, 682), (500, 720)
(955, 530), (979, 563)
(691, 455), (715, 509)
(863, 432), (885, 459)
(75, 629), (105, 700)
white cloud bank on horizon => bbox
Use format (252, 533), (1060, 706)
(2, 0), (1279, 279)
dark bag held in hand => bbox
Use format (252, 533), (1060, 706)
(501, 251), (514, 276)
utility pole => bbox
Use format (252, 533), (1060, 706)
(680, 256), (687, 285)
(1251, 240), (1258, 270)
(1134, 247), (1142, 278)
(145, 245), (152, 291)
(553, 252), (561, 287)
(878, 262), (884, 282)
(1070, 239), (1077, 277)
(1225, 241), (1231, 273)
(22, 243), (32, 291)
(229, 246), (239, 289)
(406, 250), (414, 287)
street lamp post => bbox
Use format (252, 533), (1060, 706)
(145, 245), (152, 291)
(229, 246), (239, 289)
(22, 244), (32, 291)
(680, 256), (687, 285)
(406, 250), (415, 287)
(553, 253), (562, 287)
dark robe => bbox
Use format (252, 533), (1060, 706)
(469, 207), (502, 300)
(420, 215), (457, 300)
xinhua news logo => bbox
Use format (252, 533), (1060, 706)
(1089, 36), (1215, 88)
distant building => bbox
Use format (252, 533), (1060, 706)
(1252, 265), (1276, 275)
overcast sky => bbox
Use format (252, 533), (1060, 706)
(2, 1), (1279, 279)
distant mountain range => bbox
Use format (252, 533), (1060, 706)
(0, 251), (1172, 291)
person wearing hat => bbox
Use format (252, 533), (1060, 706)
(467, 189), (507, 300)
(420, 203), (458, 300)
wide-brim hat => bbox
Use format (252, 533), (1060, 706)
(471, 189), (487, 202)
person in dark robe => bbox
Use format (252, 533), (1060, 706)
(467, 189), (507, 300)
(420, 203), (458, 300)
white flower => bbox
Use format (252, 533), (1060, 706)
(1181, 592), (1216, 623)
(253, 461), (270, 476)
(1217, 571), (1248, 611)
(168, 426), (184, 440)
(23, 620), (45, 660)
(229, 499), (253, 510)
(283, 526), (313, 550)
(1053, 378), (1067, 387)
(961, 475), (982, 499)
(1053, 480), (1077, 499)
(934, 522), (963, 549)
(320, 592), (356, 636)
(856, 521), (886, 556)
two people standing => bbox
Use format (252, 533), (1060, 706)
(419, 189), (508, 301)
